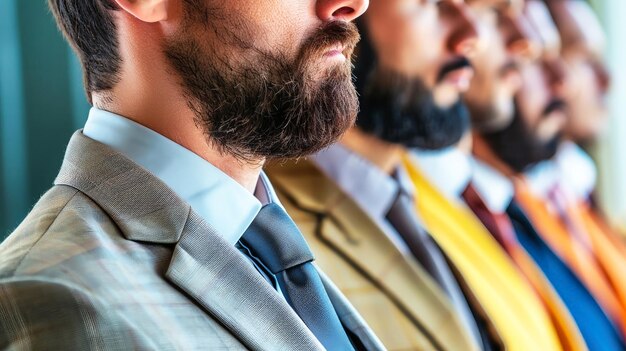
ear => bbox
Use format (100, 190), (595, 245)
(113, 0), (173, 23)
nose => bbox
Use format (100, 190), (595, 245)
(316, 0), (369, 22)
(593, 61), (611, 94)
(543, 57), (567, 95)
(440, 0), (480, 56)
(503, 15), (541, 61)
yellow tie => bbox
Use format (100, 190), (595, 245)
(402, 154), (564, 351)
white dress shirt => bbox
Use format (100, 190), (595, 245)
(412, 147), (473, 202)
(412, 147), (515, 214)
(554, 141), (597, 202)
(471, 158), (515, 214)
(313, 143), (414, 255)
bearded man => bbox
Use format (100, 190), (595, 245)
(267, 0), (564, 350)
(0, 1), (385, 350)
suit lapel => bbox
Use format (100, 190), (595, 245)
(166, 211), (323, 351)
(268, 159), (470, 350)
(316, 268), (386, 351)
(55, 131), (323, 351)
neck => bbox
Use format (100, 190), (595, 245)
(92, 18), (263, 193)
(340, 128), (404, 175)
(472, 131), (517, 178)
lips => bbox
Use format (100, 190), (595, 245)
(325, 44), (345, 57)
(542, 98), (567, 117)
(437, 57), (473, 82)
(440, 67), (475, 91)
(436, 56), (475, 91)
(322, 43), (349, 63)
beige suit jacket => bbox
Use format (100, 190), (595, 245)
(0, 132), (383, 351)
(267, 159), (482, 351)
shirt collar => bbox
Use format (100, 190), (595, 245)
(312, 143), (414, 221)
(554, 141), (597, 201)
(83, 107), (271, 245)
(524, 159), (560, 199)
(470, 157), (515, 214)
(411, 146), (473, 200)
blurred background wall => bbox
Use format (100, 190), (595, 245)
(0, 0), (623, 239)
(590, 0), (626, 232)
(1, 0), (89, 239)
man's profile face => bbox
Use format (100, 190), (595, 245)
(463, 0), (536, 132)
(354, 0), (480, 149)
(164, 0), (368, 160)
(548, 0), (610, 142)
(516, 0), (567, 144)
(481, 0), (568, 172)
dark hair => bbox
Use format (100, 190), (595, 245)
(48, 0), (121, 99)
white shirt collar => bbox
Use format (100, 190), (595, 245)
(524, 159), (561, 199)
(83, 107), (273, 245)
(411, 147), (473, 201)
(554, 141), (597, 201)
(312, 143), (413, 220)
(470, 158), (515, 214)
(312, 143), (415, 255)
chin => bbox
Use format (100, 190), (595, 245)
(469, 105), (514, 133)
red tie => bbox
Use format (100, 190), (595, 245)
(462, 183), (518, 254)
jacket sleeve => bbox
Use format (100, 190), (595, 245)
(0, 278), (135, 351)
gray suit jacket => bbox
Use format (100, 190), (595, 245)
(0, 131), (384, 351)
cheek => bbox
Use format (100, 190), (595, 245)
(518, 66), (548, 125)
(567, 62), (600, 101)
(472, 50), (506, 95)
(566, 63), (606, 129)
(369, 6), (441, 81)
(227, 0), (319, 58)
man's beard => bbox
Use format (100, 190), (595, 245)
(163, 8), (360, 161)
(480, 99), (562, 173)
(355, 67), (470, 150)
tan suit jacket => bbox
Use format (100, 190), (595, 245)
(267, 159), (481, 351)
(0, 132), (383, 351)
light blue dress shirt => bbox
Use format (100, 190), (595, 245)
(83, 108), (283, 246)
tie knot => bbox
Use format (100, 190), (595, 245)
(241, 203), (314, 274)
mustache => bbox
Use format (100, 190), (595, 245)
(297, 21), (361, 64)
(437, 56), (473, 83)
(543, 98), (567, 117)
(499, 60), (520, 77)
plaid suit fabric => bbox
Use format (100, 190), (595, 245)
(0, 131), (383, 351)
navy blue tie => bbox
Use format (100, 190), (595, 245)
(241, 203), (355, 351)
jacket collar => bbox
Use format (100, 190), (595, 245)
(54, 131), (323, 350)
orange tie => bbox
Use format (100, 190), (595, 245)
(463, 183), (586, 351)
(514, 178), (626, 337)
(577, 202), (626, 318)
(587, 207), (626, 257)
(546, 184), (626, 335)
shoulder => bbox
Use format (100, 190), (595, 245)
(0, 184), (125, 278)
(0, 277), (140, 350)
(1, 186), (77, 274)
(266, 159), (344, 217)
